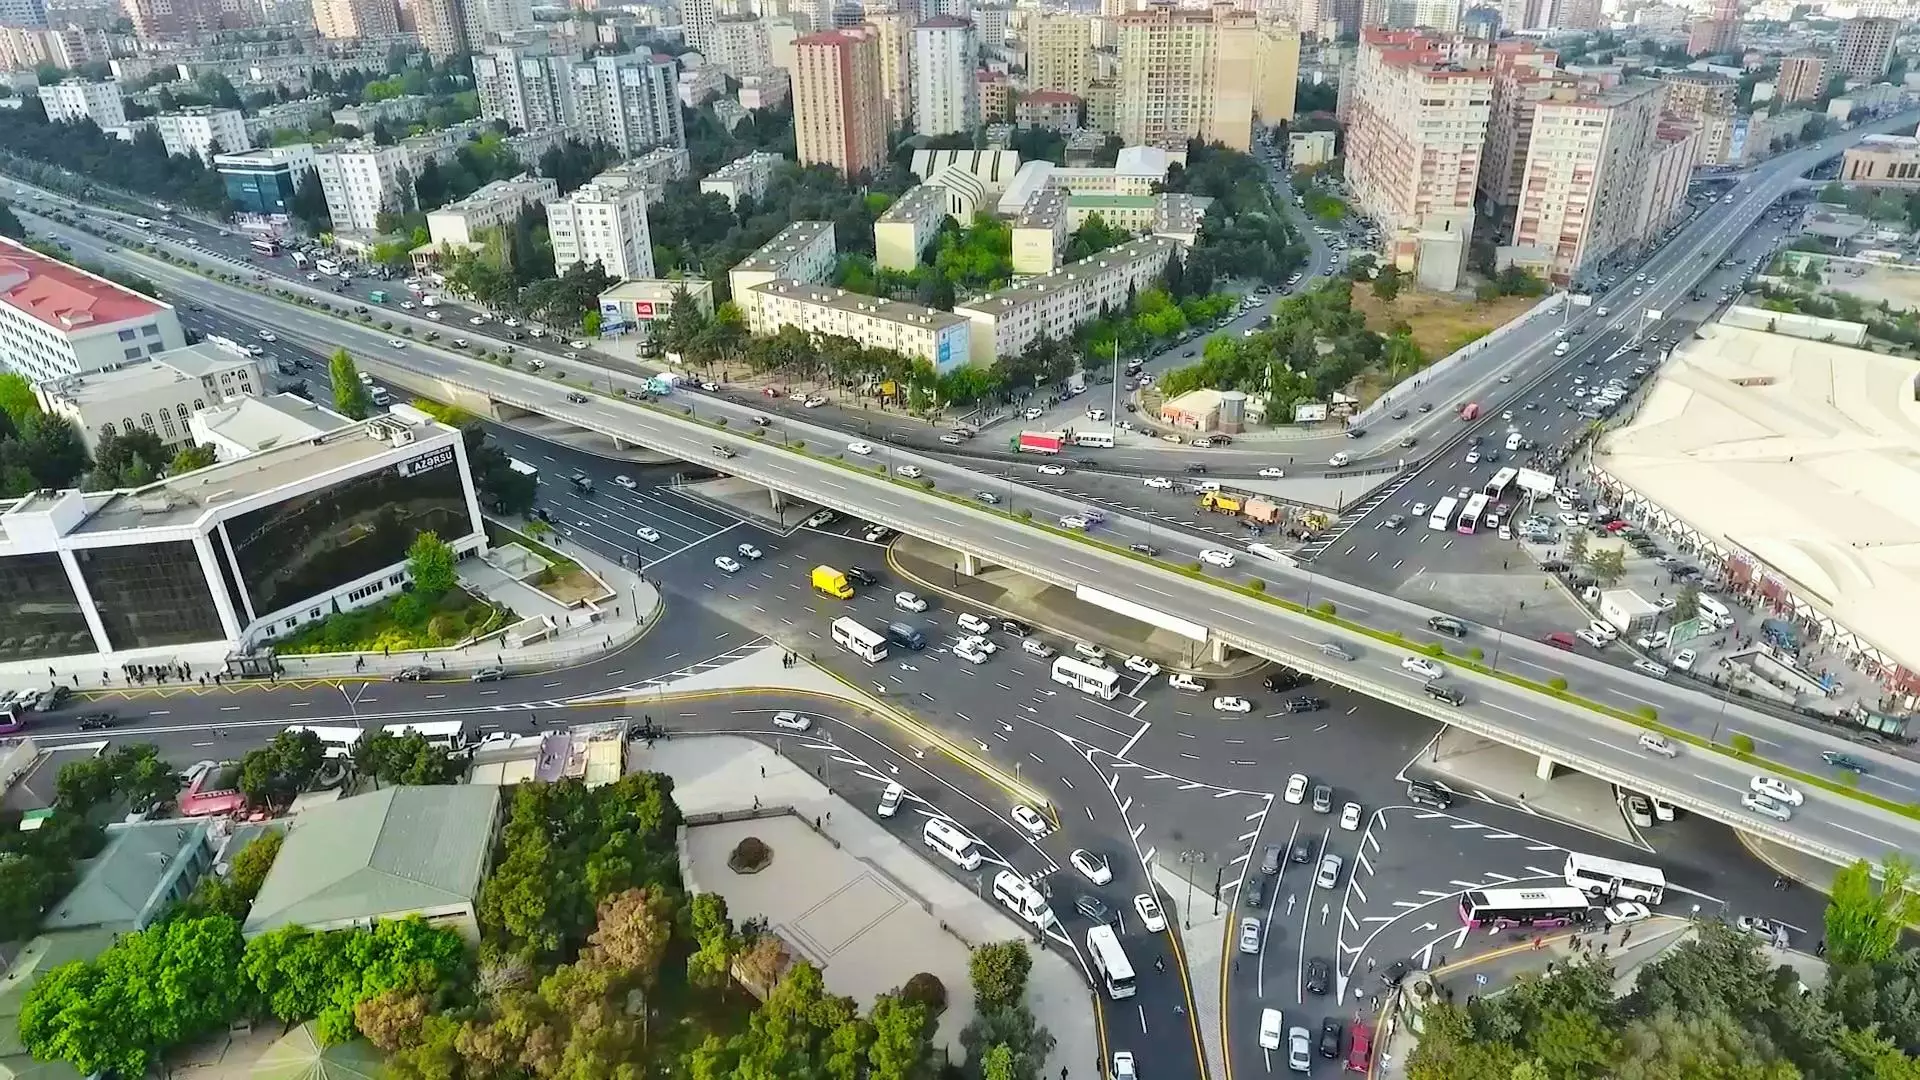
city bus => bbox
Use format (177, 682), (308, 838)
(1072, 430), (1115, 448)
(315, 258), (341, 276)
(1484, 467), (1518, 500)
(1563, 852), (1667, 904)
(1458, 493), (1490, 534)
(249, 238), (280, 257)
(1459, 887), (1593, 929)
(1086, 925), (1138, 999)
(1428, 496), (1459, 532)
(1051, 656), (1120, 700)
(382, 720), (471, 751)
(831, 617), (889, 663)
(285, 725), (365, 759)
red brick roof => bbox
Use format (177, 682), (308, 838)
(1023, 90), (1081, 104)
(0, 237), (163, 333)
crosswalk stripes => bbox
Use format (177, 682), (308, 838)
(1297, 473), (1416, 561)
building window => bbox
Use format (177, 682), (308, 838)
(118, 329), (136, 341)
(142, 324), (159, 337)
(124, 348), (142, 361)
(0, 551), (95, 662)
(73, 540), (225, 651)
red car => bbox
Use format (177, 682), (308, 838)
(1346, 1019), (1373, 1072)
(1604, 519), (1630, 532)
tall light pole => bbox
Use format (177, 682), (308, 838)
(1179, 849), (1206, 929)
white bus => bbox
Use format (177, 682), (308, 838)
(1458, 493), (1490, 535)
(508, 457), (539, 481)
(382, 720), (471, 751)
(922, 818), (983, 870)
(831, 617), (889, 662)
(1459, 887), (1592, 929)
(1484, 467), (1518, 500)
(1563, 852), (1667, 904)
(1072, 430), (1116, 448)
(1086, 925), (1137, 999)
(249, 238), (280, 257)
(1428, 496), (1459, 532)
(314, 258), (341, 276)
(1051, 656), (1120, 700)
(285, 725), (364, 759)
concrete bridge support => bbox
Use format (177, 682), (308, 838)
(956, 552), (983, 577)
(768, 487), (785, 513)
(1208, 637), (1232, 665)
(1536, 755), (1562, 781)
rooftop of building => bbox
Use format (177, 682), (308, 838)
(65, 411), (452, 536)
(37, 340), (257, 408)
(194, 392), (353, 452)
(1014, 188), (1069, 227)
(795, 27), (870, 46)
(41, 819), (211, 933)
(0, 236), (167, 334)
(880, 184), (949, 223)
(707, 150), (782, 178)
(434, 172), (554, 212)
(1662, 69), (1735, 85)
(751, 280), (969, 332)
(917, 14), (971, 28)
(734, 220), (835, 272)
(598, 277), (715, 303)
(467, 723), (627, 786)
(955, 235), (1178, 317)
(1855, 132), (1920, 149)
(1022, 90), (1081, 105)
(1596, 323), (1920, 677)
(157, 104), (240, 118)
(243, 785), (501, 936)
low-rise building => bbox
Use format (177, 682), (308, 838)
(425, 173), (559, 247)
(330, 94), (432, 130)
(215, 143), (316, 219)
(954, 234), (1179, 365)
(977, 68), (1011, 123)
(596, 278), (716, 333)
(154, 106), (248, 162)
(311, 138), (415, 235)
(39, 78), (125, 128)
(1010, 188), (1070, 274)
(1015, 90), (1080, 132)
(1061, 192), (1212, 244)
(729, 220), (837, 321)
(189, 393), (353, 461)
(0, 236), (187, 384)
(1288, 128), (1336, 167)
(875, 184), (950, 272)
(36, 339), (265, 452)
(1841, 133), (1920, 187)
(40, 819), (216, 933)
(746, 281), (971, 371)
(679, 63), (728, 106)
(243, 97), (330, 139)
(993, 145), (1184, 215)
(700, 150), (782, 208)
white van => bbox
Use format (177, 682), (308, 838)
(1505, 432), (1523, 452)
(1697, 594), (1732, 627)
(1328, 452), (1351, 467)
(923, 818), (982, 870)
(992, 870), (1054, 927)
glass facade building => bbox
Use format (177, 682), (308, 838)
(0, 551), (95, 663)
(221, 161), (301, 217)
(72, 541), (226, 652)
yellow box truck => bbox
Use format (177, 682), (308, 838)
(1200, 492), (1243, 515)
(811, 565), (854, 599)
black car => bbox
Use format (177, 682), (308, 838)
(1400, 436), (1417, 448)
(1418, 403), (1434, 413)
(1390, 409), (1408, 420)
(389, 665), (432, 682)
(1305, 958), (1330, 995)
(471, 665), (508, 682)
(1345, 427), (1366, 439)
(1263, 669), (1310, 692)
(1185, 463), (1208, 473)
(846, 566), (878, 587)
(1382, 959), (1411, 986)
(1076, 894), (1110, 922)
(1129, 543), (1160, 556)
(1290, 837), (1314, 864)
(1244, 874), (1267, 909)
(1319, 1019), (1344, 1059)
(1286, 696), (1326, 713)
(974, 491), (1001, 504)
(1540, 560), (1571, 573)
(1000, 619), (1030, 636)
(1427, 615), (1468, 638)
(1822, 750), (1869, 774)
(74, 713), (115, 731)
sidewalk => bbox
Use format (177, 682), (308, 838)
(0, 526), (661, 690)
(633, 733), (1099, 1080)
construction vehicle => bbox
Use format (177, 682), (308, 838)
(1243, 498), (1282, 525)
(1200, 492), (1243, 515)
(810, 565), (854, 599)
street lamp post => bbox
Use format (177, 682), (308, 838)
(1179, 849), (1206, 929)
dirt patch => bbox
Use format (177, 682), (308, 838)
(538, 566), (610, 605)
(1351, 289), (1538, 361)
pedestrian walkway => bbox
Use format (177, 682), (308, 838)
(634, 734), (1098, 1080)
(1154, 862), (1228, 1080)
(0, 524), (661, 690)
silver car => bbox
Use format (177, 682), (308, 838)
(1238, 917), (1262, 954)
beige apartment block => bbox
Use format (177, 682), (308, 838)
(1027, 11), (1093, 97)
(874, 185), (949, 271)
(954, 235), (1179, 365)
(1775, 53), (1825, 104)
(1479, 39), (1562, 210)
(729, 220), (838, 321)
(1837, 16), (1897, 81)
(866, 10), (913, 132)
(746, 282), (972, 369)
(1114, 2), (1263, 153)
(1507, 80), (1663, 284)
(1009, 188), (1070, 274)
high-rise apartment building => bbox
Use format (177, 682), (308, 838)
(972, 2), (1007, 48)
(1250, 21), (1301, 127)
(122, 0), (225, 39)
(311, 0), (398, 38)
(40, 79), (126, 128)
(1027, 11), (1092, 98)
(473, 43), (577, 133)
(1659, 70), (1736, 163)
(571, 52), (687, 157)
(1685, 0), (1738, 57)
(1549, 0), (1599, 29)
(1114, 2), (1263, 153)
(1344, 28), (1491, 291)
(1508, 79), (1662, 283)
(912, 16), (979, 136)
(710, 14), (774, 74)
(461, 0), (533, 50)
(0, 0), (47, 29)
(866, 9), (913, 132)
(312, 140), (415, 234)
(411, 0), (467, 57)
(155, 107), (249, 162)
(1776, 53), (1825, 103)
(545, 180), (656, 280)
(793, 27), (888, 177)
(1479, 39), (1561, 211)
(685, 0), (718, 51)
(1837, 16), (1897, 81)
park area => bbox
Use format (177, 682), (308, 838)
(1346, 288), (1537, 403)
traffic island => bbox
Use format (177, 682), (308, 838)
(888, 536), (1273, 678)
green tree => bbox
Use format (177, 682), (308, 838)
(352, 730), (462, 787)
(236, 729), (326, 807)
(1373, 265), (1402, 301)
(1567, 529), (1589, 566)
(0, 199), (24, 240)
(84, 426), (169, 489)
(969, 941), (1033, 1013)
(0, 371), (40, 428)
(54, 755), (119, 810)
(960, 1004), (1054, 1080)
(330, 349), (371, 419)
(687, 891), (739, 991)
(587, 886), (674, 986)
(1826, 856), (1920, 967)
(405, 531), (457, 596)
(1674, 582), (1701, 624)
(18, 411), (89, 487)
(867, 994), (933, 1080)
(168, 443), (218, 474)
(1587, 547), (1626, 586)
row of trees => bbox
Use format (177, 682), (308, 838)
(1157, 278), (1391, 421)
(1163, 142), (1308, 286)
(1408, 855), (1920, 1079)
(0, 104), (229, 211)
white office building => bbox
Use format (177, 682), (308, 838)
(700, 150), (782, 208)
(154, 107), (249, 163)
(912, 16), (980, 137)
(472, 43), (578, 133)
(311, 139), (414, 235)
(35, 339), (264, 452)
(0, 237), (187, 384)
(189, 393), (353, 462)
(40, 78), (125, 128)
(570, 52), (687, 158)
(545, 180), (656, 281)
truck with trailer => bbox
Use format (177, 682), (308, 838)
(1016, 431), (1066, 454)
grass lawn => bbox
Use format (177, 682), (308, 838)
(486, 520), (609, 604)
(275, 588), (512, 655)
(1347, 289), (1540, 403)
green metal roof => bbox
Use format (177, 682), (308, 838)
(243, 785), (501, 936)
(1066, 194), (1156, 209)
(250, 1023), (384, 1080)
(41, 819), (212, 933)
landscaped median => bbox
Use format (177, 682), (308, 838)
(121, 222), (1920, 830)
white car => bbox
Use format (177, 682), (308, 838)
(1340, 802), (1363, 831)
(1258, 467), (1287, 478)
(954, 640), (990, 664)
(1238, 917), (1262, 954)
(894, 464), (923, 479)
(1112, 1052), (1135, 1080)
(771, 711), (811, 732)
(387, 338), (407, 348)
(1501, 410), (1514, 421)
(1260, 1009), (1284, 1051)
(1672, 649), (1696, 672)
(960, 634), (998, 655)
(737, 543), (763, 560)
(1011, 805), (1049, 836)
(1124, 656), (1161, 677)
(1214, 696), (1252, 714)
(635, 526), (661, 543)
(1315, 854), (1343, 889)
(1037, 463), (1067, 476)
(1144, 476), (1174, 489)
(1075, 642), (1107, 663)
(847, 441), (874, 455)
(1401, 656), (1444, 680)
(1749, 775), (1803, 806)
(1588, 620), (1619, 642)
(1134, 893), (1167, 932)
(614, 475), (637, 490)
(1465, 450), (1481, 465)
(1576, 628), (1610, 649)
(878, 782), (904, 817)
(1288, 1028), (1312, 1073)
(803, 395), (828, 408)
(257, 330), (277, 342)
(427, 310), (443, 321)
(714, 556), (742, 574)
(1059, 515), (1091, 530)
(1284, 773), (1308, 804)
(1742, 791), (1792, 821)
(956, 613), (991, 635)
(1632, 659), (1669, 678)
(1168, 673), (1207, 692)
(1410, 502), (1429, 516)
(1597, 306), (1609, 316)
(1070, 848), (1112, 885)
(1605, 900), (1650, 926)
(567, 339), (589, 350)
(1200, 549), (1237, 568)
(1638, 732), (1677, 757)
(470, 315), (486, 325)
